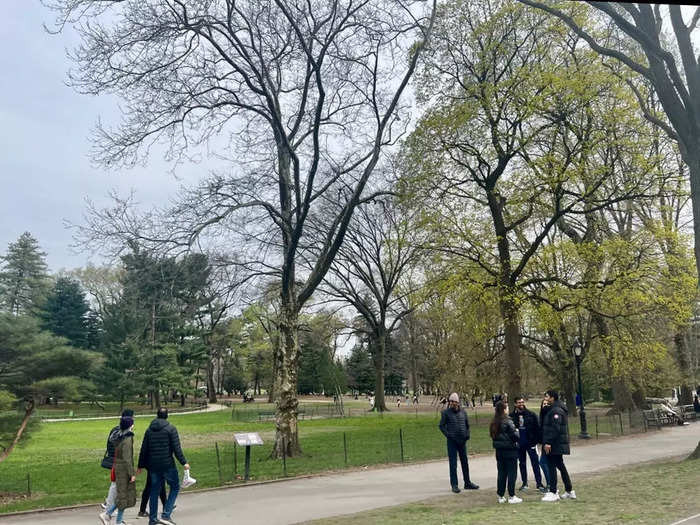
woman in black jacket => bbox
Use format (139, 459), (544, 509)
(489, 401), (522, 504)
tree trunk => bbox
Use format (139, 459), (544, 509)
(501, 296), (522, 413)
(207, 359), (217, 404)
(0, 400), (35, 464)
(687, 441), (700, 461)
(371, 332), (389, 412)
(563, 369), (578, 418)
(271, 305), (301, 458)
(154, 388), (161, 409)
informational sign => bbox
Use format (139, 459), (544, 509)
(234, 432), (264, 446)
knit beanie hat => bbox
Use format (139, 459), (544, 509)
(448, 393), (459, 402)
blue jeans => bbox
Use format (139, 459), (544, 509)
(105, 502), (124, 523)
(518, 445), (543, 486)
(539, 452), (550, 488)
(149, 467), (179, 523)
(446, 439), (470, 487)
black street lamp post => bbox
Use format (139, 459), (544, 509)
(573, 338), (590, 439)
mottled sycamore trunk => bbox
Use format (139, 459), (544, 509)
(271, 304), (301, 458)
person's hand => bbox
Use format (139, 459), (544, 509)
(130, 475), (136, 483)
(184, 463), (190, 470)
(543, 444), (551, 454)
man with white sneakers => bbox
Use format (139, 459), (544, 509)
(541, 390), (575, 502)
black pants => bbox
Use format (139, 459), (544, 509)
(139, 469), (167, 514)
(518, 445), (543, 486)
(547, 454), (572, 494)
(446, 439), (470, 487)
(496, 451), (517, 497)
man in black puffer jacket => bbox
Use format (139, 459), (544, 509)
(138, 408), (190, 525)
(439, 393), (479, 493)
(510, 396), (545, 492)
(541, 390), (575, 502)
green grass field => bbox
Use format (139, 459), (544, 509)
(308, 456), (700, 525)
(0, 409), (483, 513)
(0, 402), (641, 514)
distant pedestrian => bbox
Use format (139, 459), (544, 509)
(99, 416), (137, 525)
(396, 396), (401, 408)
(412, 394), (418, 406)
(541, 390), (575, 502)
(100, 408), (134, 511)
(137, 407), (190, 525)
(510, 396), (546, 493)
(439, 393), (479, 493)
(369, 395), (375, 410)
(490, 400), (521, 504)
(693, 394), (700, 413)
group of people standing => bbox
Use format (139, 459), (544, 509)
(439, 390), (575, 504)
(99, 407), (191, 525)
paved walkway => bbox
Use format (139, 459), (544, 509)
(43, 404), (227, 422)
(1, 424), (697, 525)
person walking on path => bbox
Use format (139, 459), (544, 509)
(490, 400), (522, 504)
(541, 390), (575, 502)
(137, 468), (167, 518)
(100, 408), (134, 511)
(99, 416), (137, 525)
(510, 396), (545, 493)
(439, 392), (479, 493)
(137, 408), (190, 525)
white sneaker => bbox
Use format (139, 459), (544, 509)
(99, 511), (111, 525)
(541, 491), (560, 502)
(498, 496), (507, 504)
(508, 495), (523, 504)
(560, 490), (576, 500)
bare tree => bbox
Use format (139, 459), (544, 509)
(321, 197), (424, 411)
(46, 0), (436, 456)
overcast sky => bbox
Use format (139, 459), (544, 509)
(0, 3), (206, 273)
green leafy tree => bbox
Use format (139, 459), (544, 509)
(0, 232), (50, 315)
(345, 343), (375, 395)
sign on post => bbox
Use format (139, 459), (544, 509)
(234, 432), (263, 480)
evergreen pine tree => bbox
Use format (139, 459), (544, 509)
(0, 232), (50, 315)
(41, 277), (90, 348)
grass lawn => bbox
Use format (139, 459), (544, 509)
(0, 409), (493, 513)
(0, 402), (628, 515)
(308, 457), (700, 525)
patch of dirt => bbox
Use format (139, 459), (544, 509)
(0, 492), (31, 505)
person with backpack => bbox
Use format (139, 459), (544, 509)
(100, 409), (134, 511)
(490, 400), (522, 504)
(541, 390), (575, 502)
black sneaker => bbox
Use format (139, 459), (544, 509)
(537, 485), (547, 493)
(464, 481), (479, 490)
(518, 484), (528, 491)
(137, 511), (148, 517)
(451, 485), (461, 493)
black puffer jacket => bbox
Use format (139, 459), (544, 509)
(101, 425), (121, 469)
(542, 400), (570, 455)
(492, 417), (519, 458)
(137, 418), (187, 473)
(439, 407), (470, 443)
